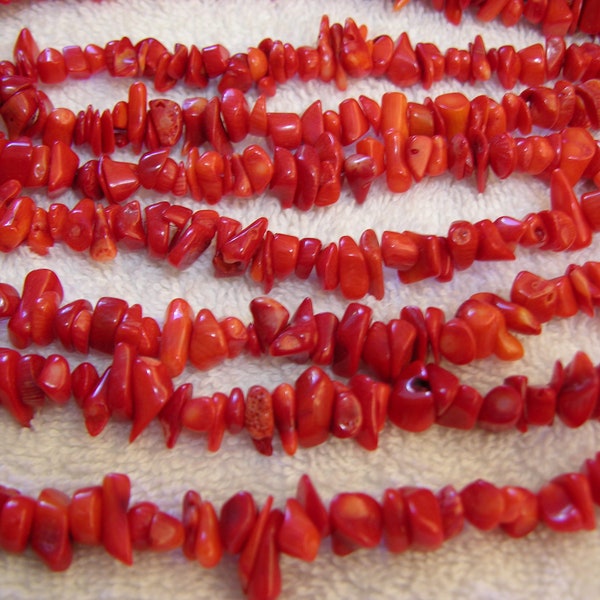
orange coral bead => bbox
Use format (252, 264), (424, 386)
(160, 298), (194, 378)
(189, 309), (228, 370)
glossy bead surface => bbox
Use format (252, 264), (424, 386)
(330, 492), (382, 555)
(295, 367), (334, 448)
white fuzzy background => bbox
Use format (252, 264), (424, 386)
(1, 0), (600, 598)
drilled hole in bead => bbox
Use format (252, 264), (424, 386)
(409, 377), (431, 393)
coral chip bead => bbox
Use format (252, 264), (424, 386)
(338, 236), (369, 300)
(128, 501), (157, 550)
(0, 494), (35, 554)
(16, 353), (45, 410)
(556, 351), (599, 428)
(272, 383), (297, 455)
(294, 144), (320, 210)
(89, 297), (128, 354)
(220, 491), (257, 555)
(245, 509), (282, 600)
(194, 501), (223, 567)
(159, 298), (194, 378)
(270, 147), (297, 208)
(181, 490), (201, 560)
(0, 196), (34, 253)
(381, 488), (410, 553)
(102, 473), (132, 565)
(388, 362), (435, 432)
(460, 480), (505, 531)
(151, 511), (185, 554)
(455, 299), (502, 359)
(221, 88), (250, 142)
(403, 487), (444, 551)
(63, 45), (91, 79)
(583, 453), (600, 506)
(500, 486), (539, 538)
(48, 140), (79, 198)
(436, 384), (483, 430)
(238, 495), (274, 592)
(69, 486), (103, 545)
(220, 316), (248, 359)
(36, 354), (71, 405)
(525, 383), (556, 426)
(267, 112), (302, 150)
(437, 485), (464, 540)
(351, 374), (389, 450)
(189, 309), (228, 370)
(271, 233), (299, 281)
(9, 268), (63, 347)
(106, 342), (134, 421)
(245, 385), (275, 456)
(130, 356), (174, 442)
(447, 221), (479, 271)
(276, 498), (320, 561)
(332, 302), (372, 377)
(478, 384), (523, 431)
(71, 362), (99, 408)
(181, 395), (214, 433)
(148, 99), (183, 148)
(310, 312), (338, 365)
(82, 367), (111, 437)
(295, 366), (334, 448)
(243, 145), (274, 195)
(31, 489), (73, 572)
(0, 348), (34, 427)
(339, 98), (369, 145)
(538, 473), (596, 532)
(331, 382), (363, 439)
(434, 92), (470, 138)
(314, 242), (339, 290)
(381, 230), (419, 270)
(296, 474), (329, 538)
(0, 283), (20, 319)
(329, 492), (383, 555)
(37, 48), (67, 84)
(250, 297), (289, 352)
(511, 271), (557, 323)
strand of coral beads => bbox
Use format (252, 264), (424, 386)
(1, 456), (600, 600)
(0, 166), (596, 298)
(2, 257), (595, 384)
(1, 336), (597, 455)
(8, 22), (600, 95)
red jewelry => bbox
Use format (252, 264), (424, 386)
(402, 0), (600, 36)
(1, 4), (600, 599)
(8, 21), (600, 95)
(1, 339), (597, 453)
(4, 78), (600, 156)
(3, 87), (600, 208)
(1, 254), (599, 389)
(0, 166), (595, 299)
(0, 453), (599, 600)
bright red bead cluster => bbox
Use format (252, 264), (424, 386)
(3, 85), (600, 206)
(5, 27), (600, 210)
(1, 323), (599, 453)
(1, 454), (600, 598)
(0, 161), (599, 301)
(9, 18), (600, 94)
(408, 0), (600, 36)
(3, 258), (600, 387)
(2, 2), (600, 599)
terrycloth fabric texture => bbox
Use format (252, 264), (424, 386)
(1, 1), (600, 598)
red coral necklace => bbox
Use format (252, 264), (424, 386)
(1, 6), (600, 600)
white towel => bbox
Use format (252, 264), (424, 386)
(0, 0), (599, 598)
